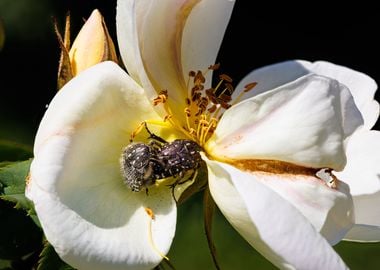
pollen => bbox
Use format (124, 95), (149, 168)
(152, 64), (257, 147)
(145, 207), (155, 220)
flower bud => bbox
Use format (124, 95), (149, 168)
(56, 10), (118, 89)
(69, 9), (117, 76)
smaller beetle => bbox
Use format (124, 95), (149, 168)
(120, 123), (203, 193)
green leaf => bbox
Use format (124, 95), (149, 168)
(0, 159), (32, 209)
(38, 242), (75, 270)
(0, 140), (33, 162)
(0, 159), (40, 228)
(0, 259), (12, 269)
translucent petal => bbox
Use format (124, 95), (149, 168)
(234, 60), (378, 129)
(344, 224), (380, 242)
(254, 172), (353, 245)
(335, 130), (380, 242)
(26, 62), (177, 270)
(116, 0), (235, 123)
(207, 74), (363, 170)
(298, 60), (379, 130)
(205, 157), (348, 269)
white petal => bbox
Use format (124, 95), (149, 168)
(116, 0), (192, 121)
(298, 60), (379, 130)
(344, 224), (380, 242)
(207, 74), (363, 170)
(253, 172), (353, 245)
(117, 0), (235, 123)
(116, 0), (144, 84)
(26, 62), (176, 270)
(205, 157), (348, 270)
(181, 0), (235, 87)
(335, 130), (380, 241)
(235, 60), (379, 129)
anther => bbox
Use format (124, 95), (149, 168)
(164, 115), (172, 122)
(145, 207), (155, 220)
(208, 63), (220, 70)
(208, 104), (217, 113)
(153, 90), (168, 106)
(184, 108), (191, 117)
(219, 74), (233, 83)
(130, 122), (145, 142)
(244, 82), (258, 92)
(194, 70), (205, 85)
(224, 83), (234, 94)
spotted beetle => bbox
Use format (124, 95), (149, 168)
(120, 124), (203, 192)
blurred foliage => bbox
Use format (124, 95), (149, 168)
(37, 242), (75, 270)
(0, 18), (4, 50)
(0, 0), (53, 42)
(0, 200), (41, 261)
(0, 140), (32, 162)
(171, 194), (380, 269)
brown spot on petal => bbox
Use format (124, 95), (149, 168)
(230, 159), (318, 176)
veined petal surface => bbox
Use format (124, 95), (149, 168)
(27, 62), (177, 270)
(205, 157), (348, 270)
(206, 74), (363, 171)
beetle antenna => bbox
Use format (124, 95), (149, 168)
(144, 121), (167, 143)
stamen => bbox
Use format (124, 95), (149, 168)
(194, 70), (205, 85)
(197, 116), (208, 142)
(153, 90), (168, 106)
(130, 120), (172, 142)
(231, 82), (257, 106)
(219, 74), (233, 83)
(208, 63), (220, 71)
(188, 70), (196, 77)
(184, 107), (192, 133)
(145, 207), (170, 261)
(224, 83), (234, 95)
(210, 104), (222, 119)
(150, 63), (247, 145)
(164, 114), (172, 122)
(207, 104), (217, 113)
(130, 122), (145, 142)
(200, 118), (217, 145)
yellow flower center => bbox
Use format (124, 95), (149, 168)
(152, 64), (257, 147)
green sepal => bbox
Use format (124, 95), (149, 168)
(37, 242), (75, 270)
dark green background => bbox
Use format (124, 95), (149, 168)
(0, 1), (379, 269)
